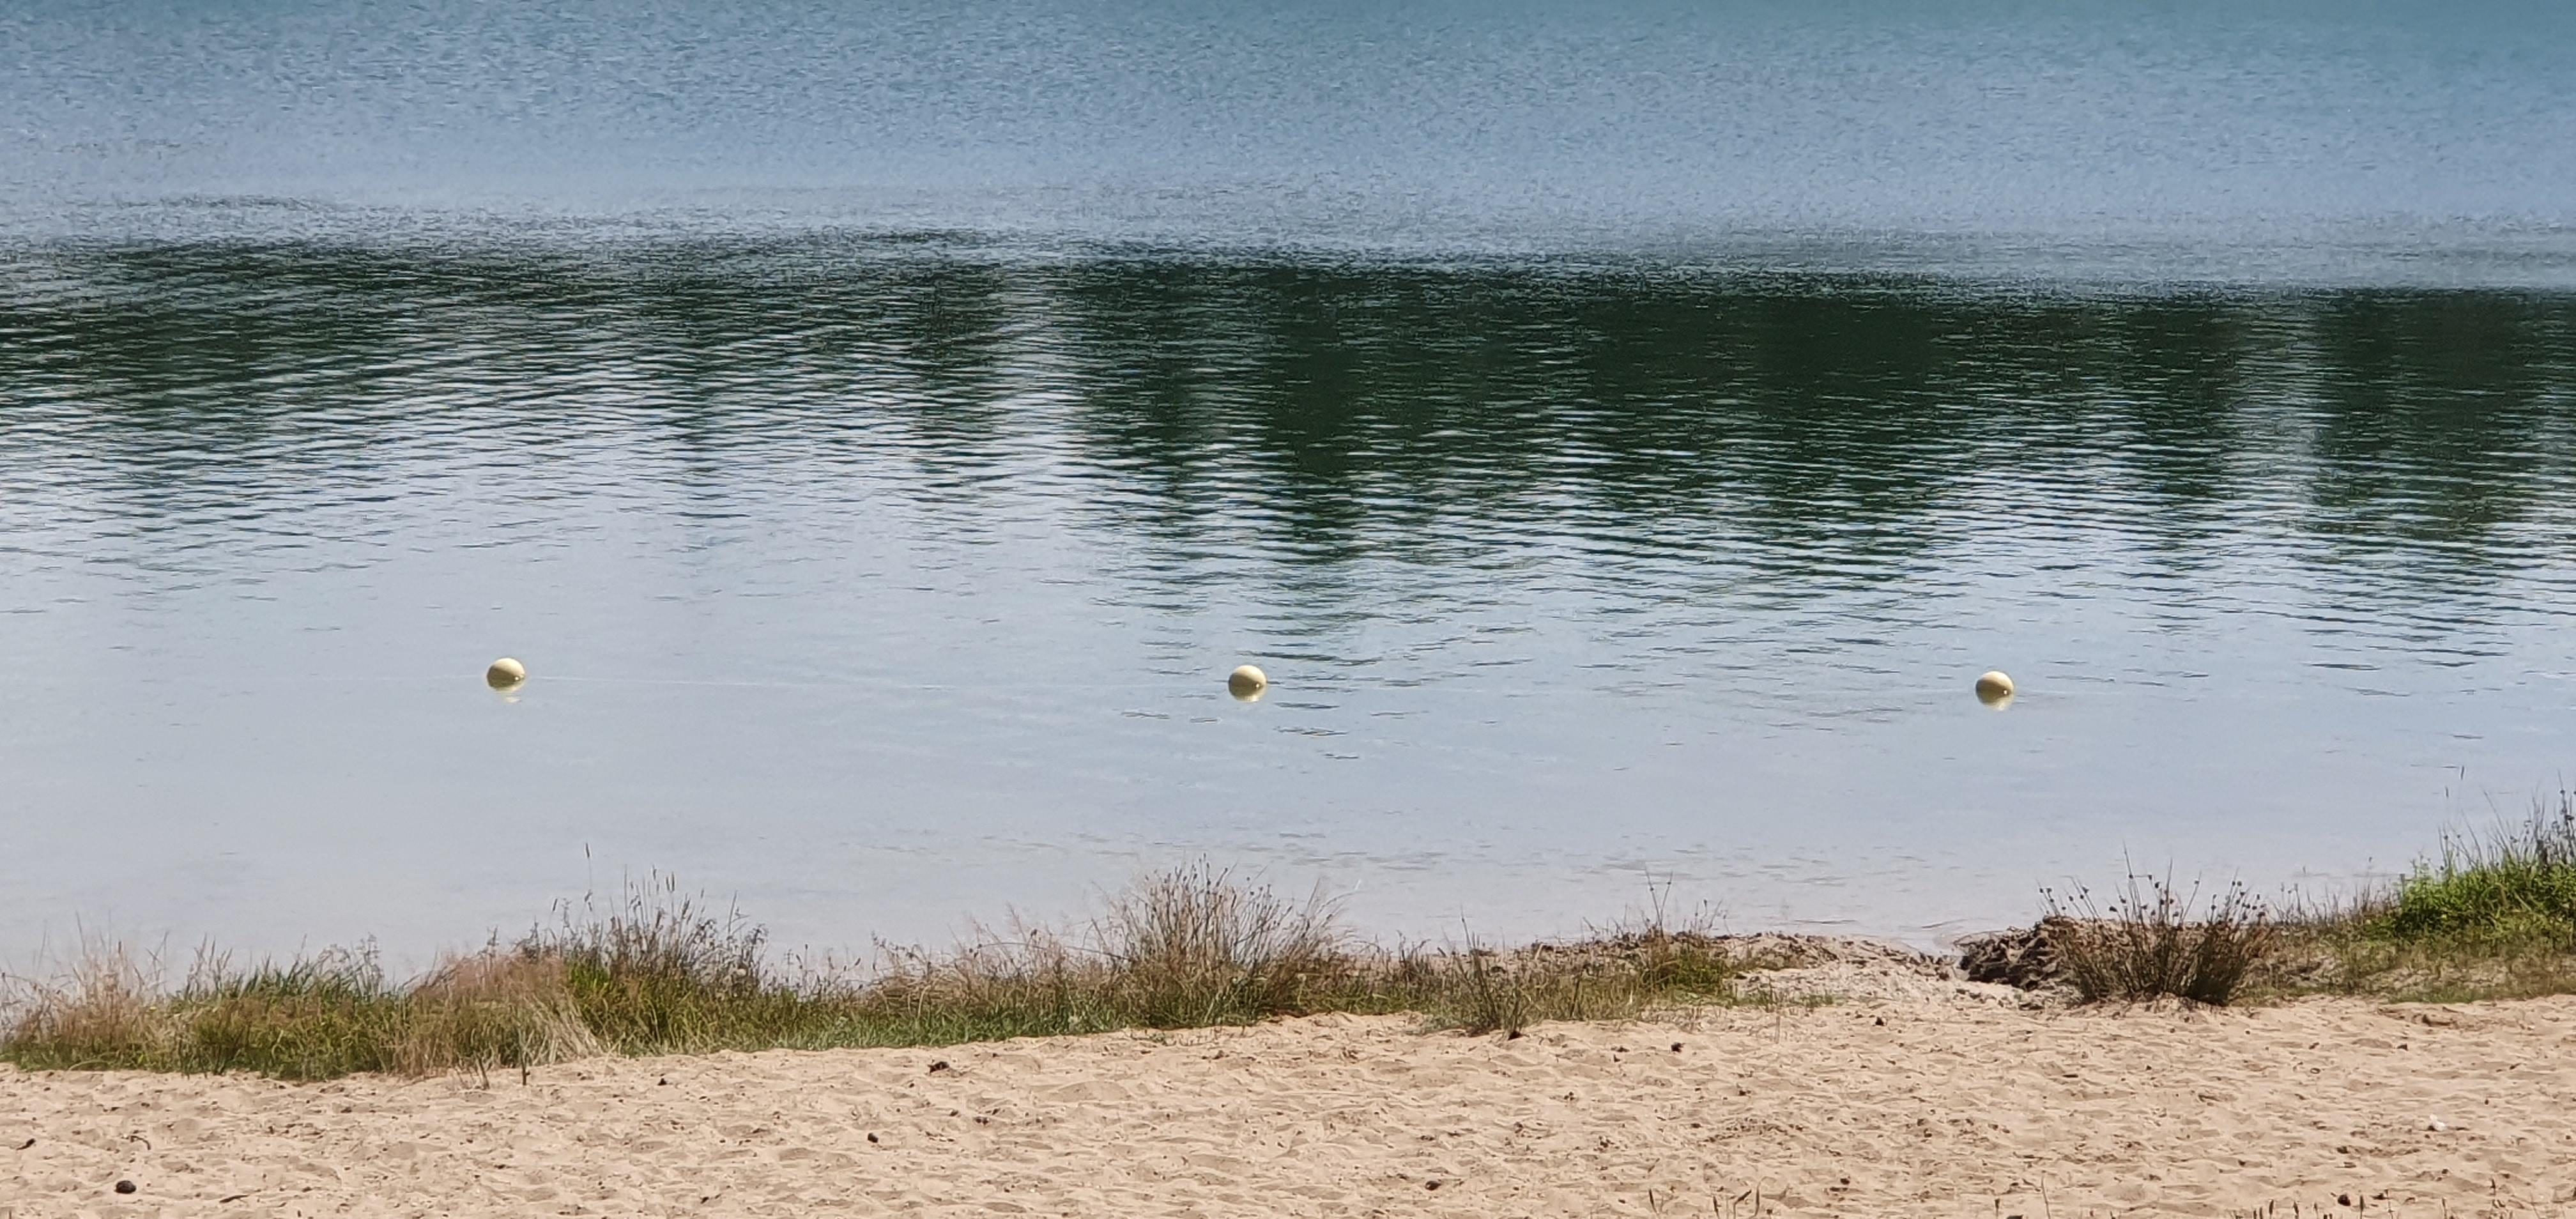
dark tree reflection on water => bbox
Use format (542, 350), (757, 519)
(4, 239), (2574, 620)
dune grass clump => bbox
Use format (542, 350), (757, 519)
(1072, 857), (1356, 1025)
(2, 864), (1775, 1080)
(519, 878), (794, 1054)
(850, 862), (1370, 1045)
(2042, 871), (2276, 1006)
(2264, 793), (2576, 1002)
(0, 944), (600, 1080)
(2377, 793), (2576, 944)
(2024, 797), (2576, 1006)
(1422, 906), (1763, 1036)
(0, 946), (413, 1078)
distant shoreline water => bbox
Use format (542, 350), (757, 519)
(10, 0), (2570, 279)
(6, 206), (2576, 295)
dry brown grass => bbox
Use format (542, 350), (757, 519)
(393, 954), (602, 1078)
(6, 945), (169, 1067)
(2040, 870), (2279, 1006)
(1996, 806), (2576, 1006)
(1426, 921), (1771, 1036)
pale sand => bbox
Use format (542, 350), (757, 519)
(6, 993), (2576, 1218)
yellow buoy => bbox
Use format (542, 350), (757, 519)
(1975, 670), (2015, 707)
(486, 657), (527, 689)
(1227, 664), (1268, 702)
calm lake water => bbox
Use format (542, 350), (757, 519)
(4, 1), (2575, 963)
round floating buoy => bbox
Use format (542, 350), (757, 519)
(1227, 664), (1268, 702)
(486, 657), (527, 689)
(1975, 670), (2015, 708)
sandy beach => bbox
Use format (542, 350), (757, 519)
(8, 985), (2574, 1218)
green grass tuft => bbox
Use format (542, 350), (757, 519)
(2375, 792), (2576, 943)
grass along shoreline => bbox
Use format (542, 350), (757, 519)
(8, 797), (2576, 1081)
(1, 866), (1791, 1080)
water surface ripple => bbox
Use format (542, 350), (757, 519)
(4, 239), (2574, 957)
